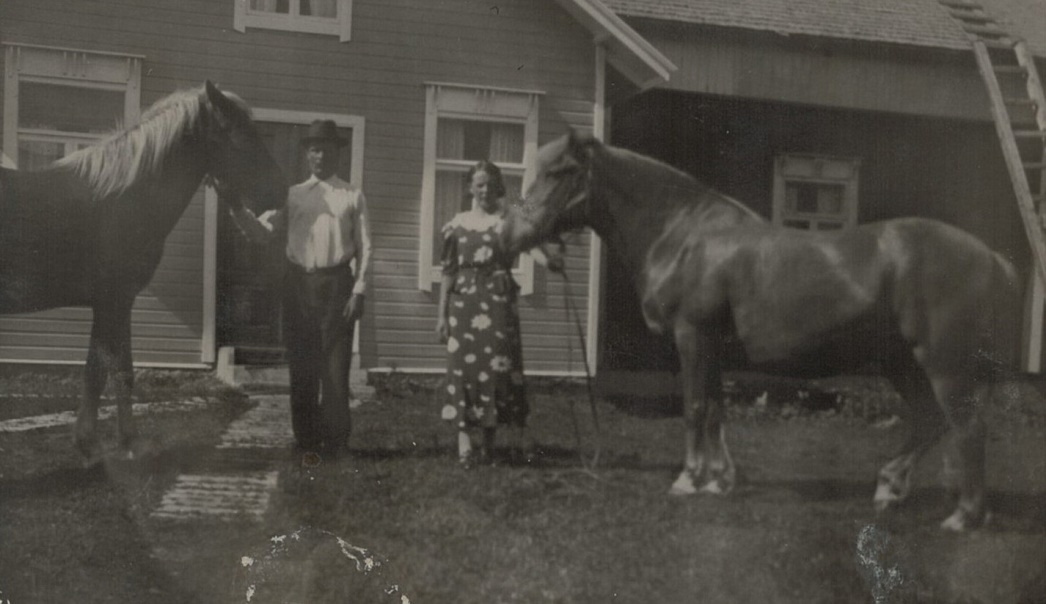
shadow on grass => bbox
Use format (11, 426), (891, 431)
(0, 462), (107, 500)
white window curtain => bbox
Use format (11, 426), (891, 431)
(489, 123), (523, 164)
(250, 0), (281, 13)
(303, 0), (337, 17)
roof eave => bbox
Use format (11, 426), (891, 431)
(554, 0), (677, 90)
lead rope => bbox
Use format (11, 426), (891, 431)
(549, 253), (602, 471)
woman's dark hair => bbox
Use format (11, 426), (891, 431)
(465, 160), (507, 200)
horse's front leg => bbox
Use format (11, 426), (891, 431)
(669, 322), (734, 495)
(77, 300), (138, 459)
(75, 328), (107, 460)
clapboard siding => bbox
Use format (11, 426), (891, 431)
(2, 0), (599, 373)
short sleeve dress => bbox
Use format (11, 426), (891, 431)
(440, 211), (528, 429)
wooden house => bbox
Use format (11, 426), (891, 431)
(2, 0), (1045, 390)
(0, 0), (672, 377)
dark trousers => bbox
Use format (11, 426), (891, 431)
(283, 261), (356, 449)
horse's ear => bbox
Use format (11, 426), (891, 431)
(203, 80), (235, 125)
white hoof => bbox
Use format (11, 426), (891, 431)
(940, 508), (989, 532)
(669, 471), (698, 495)
(699, 480), (726, 495)
(873, 482), (902, 513)
(940, 511), (967, 532)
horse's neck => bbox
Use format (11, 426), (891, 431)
(119, 139), (208, 235)
(592, 148), (748, 283)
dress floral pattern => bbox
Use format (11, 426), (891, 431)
(441, 211), (527, 429)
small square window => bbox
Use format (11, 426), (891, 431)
(234, 0), (352, 41)
(773, 154), (860, 230)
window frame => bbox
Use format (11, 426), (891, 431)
(3, 43), (142, 169)
(233, 0), (353, 42)
(772, 153), (861, 230)
(418, 82), (543, 295)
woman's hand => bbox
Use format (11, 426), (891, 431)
(436, 317), (449, 343)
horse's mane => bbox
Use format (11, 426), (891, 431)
(603, 143), (766, 223)
(51, 85), (248, 199)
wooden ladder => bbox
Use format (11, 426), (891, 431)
(941, 0), (1046, 369)
(941, 0), (1046, 285)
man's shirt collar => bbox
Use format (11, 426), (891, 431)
(305, 174), (346, 189)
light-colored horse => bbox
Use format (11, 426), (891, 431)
(0, 81), (286, 459)
(501, 131), (1022, 530)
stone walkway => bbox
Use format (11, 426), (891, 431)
(151, 394), (293, 521)
(151, 392), (367, 522)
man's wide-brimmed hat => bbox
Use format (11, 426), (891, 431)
(301, 119), (348, 147)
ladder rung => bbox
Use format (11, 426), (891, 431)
(963, 24), (1008, 36)
(994, 65), (1028, 75)
(1005, 97), (1038, 107)
(1023, 162), (1046, 170)
(981, 38), (1017, 49)
(1014, 130), (1046, 139)
(949, 9), (991, 21)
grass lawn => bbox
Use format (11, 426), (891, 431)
(0, 368), (1044, 603)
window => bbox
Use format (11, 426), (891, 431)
(3, 44), (142, 170)
(233, 0), (353, 41)
(772, 154), (860, 230)
(418, 83), (542, 294)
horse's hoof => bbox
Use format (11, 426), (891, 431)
(873, 481), (904, 513)
(669, 471), (698, 496)
(76, 437), (104, 466)
(699, 477), (733, 496)
(940, 508), (989, 532)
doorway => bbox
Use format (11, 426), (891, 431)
(215, 112), (364, 359)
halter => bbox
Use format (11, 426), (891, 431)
(198, 95), (246, 209)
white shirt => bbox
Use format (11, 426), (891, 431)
(236, 174), (372, 296)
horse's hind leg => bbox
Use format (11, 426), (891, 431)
(875, 356), (948, 513)
(933, 376), (989, 531)
(669, 323), (734, 496)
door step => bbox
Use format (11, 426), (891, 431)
(215, 346), (375, 401)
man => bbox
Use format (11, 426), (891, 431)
(232, 119), (371, 457)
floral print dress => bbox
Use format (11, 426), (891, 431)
(441, 211), (527, 429)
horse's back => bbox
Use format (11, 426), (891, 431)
(640, 213), (1020, 374)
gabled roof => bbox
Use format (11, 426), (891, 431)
(554, 0), (677, 90)
(602, 0), (1046, 57)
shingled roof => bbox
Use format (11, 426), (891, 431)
(602, 0), (1046, 57)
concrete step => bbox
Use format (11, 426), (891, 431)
(215, 346), (375, 401)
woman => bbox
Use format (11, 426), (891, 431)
(436, 160), (528, 467)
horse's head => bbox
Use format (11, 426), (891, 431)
(200, 80), (287, 212)
(502, 130), (598, 254)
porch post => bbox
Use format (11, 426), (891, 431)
(1023, 269), (1044, 373)
(587, 44), (607, 373)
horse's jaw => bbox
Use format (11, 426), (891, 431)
(500, 206), (545, 254)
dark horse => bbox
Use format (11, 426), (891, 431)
(0, 81), (286, 459)
(502, 132), (1022, 530)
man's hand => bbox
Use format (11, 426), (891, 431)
(344, 294), (365, 323)
(228, 206), (276, 244)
